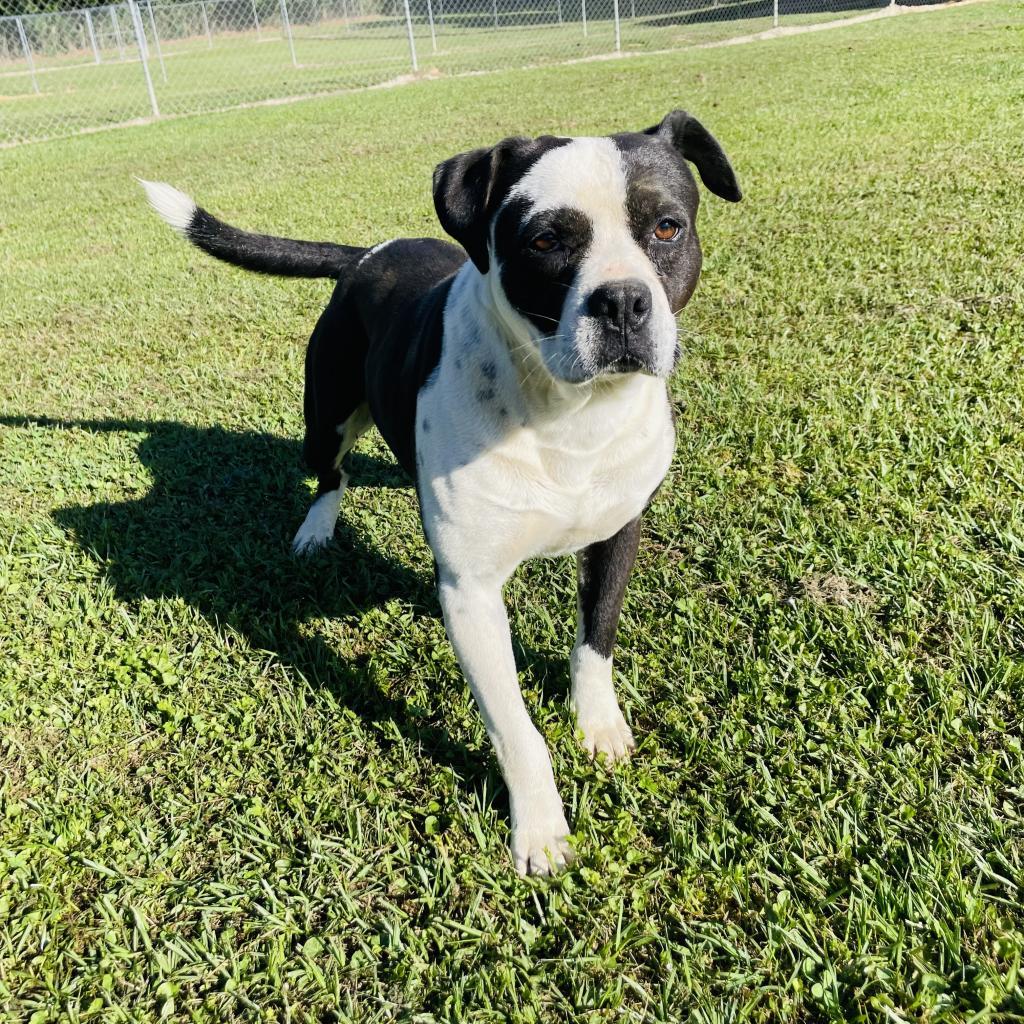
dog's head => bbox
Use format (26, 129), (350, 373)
(433, 111), (741, 384)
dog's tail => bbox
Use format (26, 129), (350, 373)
(139, 179), (363, 279)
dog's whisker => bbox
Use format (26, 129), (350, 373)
(519, 309), (561, 325)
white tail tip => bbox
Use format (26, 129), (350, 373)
(137, 178), (197, 234)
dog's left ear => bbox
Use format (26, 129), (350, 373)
(645, 110), (742, 203)
(433, 136), (539, 274)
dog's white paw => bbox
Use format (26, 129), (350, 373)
(292, 525), (332, 556)
(576, 706), (636, 763)
(292, 486), (344, 556)
(512, 812), (574, 876)
(570, 645), (635, 763)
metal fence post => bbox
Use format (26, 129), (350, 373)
(251, 0), (262, 38)
(199, 0), (213, 46)
(15, 16), (39, 94)
(146, 0), (167, 82)
(426, 0), (437, 52)
(280, 0), (298, 66)
(401, 0), (417, 70)
(126, 0), (160, 117)
(612, 0), (620, 50)
(773, 0), (778, 27)
(581, 0), (587, 37)
(85, 9), (101, 62)
(555, 0), (562, 26)
(110, 5), (126, 59)
(492, 0), (498, 29)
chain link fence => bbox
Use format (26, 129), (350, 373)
(1, 0), (944, 145)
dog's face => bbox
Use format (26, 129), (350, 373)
(434, 111), (741, 383)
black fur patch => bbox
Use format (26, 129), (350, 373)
(643, 110), (742, 204)
(493, 199), (594, 335)
(577, 517), (642, 659)
(359, 240), (465, 476)
(301, 238), (466, 486)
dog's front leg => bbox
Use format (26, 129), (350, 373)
(438, 571), (573, 875)
(572, 516), (641, 762)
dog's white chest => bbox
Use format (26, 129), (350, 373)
(418, 374), (674, 578)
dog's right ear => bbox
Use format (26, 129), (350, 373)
(433, 137), (535, 274)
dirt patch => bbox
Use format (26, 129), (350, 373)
(797, 573), (876, 610)
(0, 723), (64, 802)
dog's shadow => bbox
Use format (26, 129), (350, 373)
(10, 415), (562, 779)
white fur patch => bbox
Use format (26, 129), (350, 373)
(355, 238), (397, 270)
(138, 179), (197, 234)
(418, 266), (674, 579)
(509, 136), (628, 221)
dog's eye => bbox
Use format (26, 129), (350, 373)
(654, 218), (682, 242)
(529, 231), (560, 253)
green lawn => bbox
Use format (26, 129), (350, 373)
(2, 1), (1023, 1019)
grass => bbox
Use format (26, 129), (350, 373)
(1, 0), (1023, 1019)
(1, 0), (886, 145)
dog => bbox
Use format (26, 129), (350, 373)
(141, 110), (740, 875)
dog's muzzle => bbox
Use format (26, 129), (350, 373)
(586, 278), (658, 374)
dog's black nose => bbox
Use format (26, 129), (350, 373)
(587, 279), (652, 333)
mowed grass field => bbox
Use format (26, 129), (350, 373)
(2, 1), (1023, 1019)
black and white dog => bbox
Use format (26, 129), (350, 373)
(141, 110), (740, 874)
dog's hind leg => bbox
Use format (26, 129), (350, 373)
(293, 403), (373, 555)
(294, 296), (373, 555)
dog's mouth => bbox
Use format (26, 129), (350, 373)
(540, 338), (666, 384)
(531, 307), (676, 384)
(602, 353), (648, 375)
(589, 329), (667, 379)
